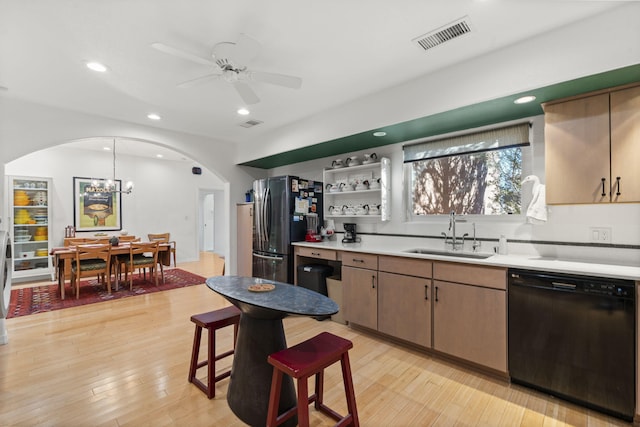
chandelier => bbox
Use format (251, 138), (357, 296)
(90, 138), (134, 194)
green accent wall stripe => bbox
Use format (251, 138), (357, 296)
(240, 64), (640, 169)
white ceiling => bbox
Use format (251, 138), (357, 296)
(0, 1), (630, 159)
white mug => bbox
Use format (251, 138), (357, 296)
(363, 153), (378, 163)
(346, 156), (360, 166)
(369, 178), (381, 189)
(332, 158), (344, 168)
(340, 182), (354, 192)
(355, 180), (369, 191)
(355, 204), (369, 215)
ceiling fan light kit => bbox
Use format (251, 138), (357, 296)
(152, 33), (302, 105)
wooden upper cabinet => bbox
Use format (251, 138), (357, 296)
(610, 85), (640, 203)
(544, 93), (610, 204)
(544, 84), (640, 205)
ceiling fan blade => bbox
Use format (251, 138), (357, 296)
(249, 71), (302, 89)
(177, 74), (221, 88)
(227, 33), (262, 66)
(233, 81), (260, 105)
(151, 42), (215, 66)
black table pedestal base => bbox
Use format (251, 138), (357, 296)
(227, 314), (297, 427)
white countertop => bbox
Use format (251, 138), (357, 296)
(293, 239), (640, 281)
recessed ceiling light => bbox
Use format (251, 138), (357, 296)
(237, 108), (250, 115)
(103, 146), (111, 151)
(514, 95), (536, 104)
(147, 113), (161, 120)
(86, 61), (108, 72)
(156, 154), (164, 158)
(373, 131), (387, 137)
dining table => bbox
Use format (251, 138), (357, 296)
(50, 242), (171, 299)
(206, 275), (339, 427)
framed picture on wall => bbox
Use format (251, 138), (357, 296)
(73, 176), (122, 232)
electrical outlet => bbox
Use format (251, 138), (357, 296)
(589, 227), (612, 243)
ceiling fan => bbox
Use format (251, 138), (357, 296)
(152, 34), (302, 105)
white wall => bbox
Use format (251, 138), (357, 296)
(4, 145), (225, 263)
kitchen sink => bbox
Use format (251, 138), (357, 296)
(403, 248), (493, 259)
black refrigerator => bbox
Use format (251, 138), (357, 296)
(252, 176), (322, 284)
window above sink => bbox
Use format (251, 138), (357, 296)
(403, 122), (532, 220)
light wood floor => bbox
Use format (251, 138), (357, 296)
(0, 253), (632, 426)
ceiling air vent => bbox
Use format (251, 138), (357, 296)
(412, 17), (472, 51)
(238, 119), (263, 128)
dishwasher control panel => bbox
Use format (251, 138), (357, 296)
(584, 282), (632, 297)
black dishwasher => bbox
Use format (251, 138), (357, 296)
(508, 268), (635, 421)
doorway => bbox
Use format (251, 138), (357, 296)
(198, 189), (226, 255)
(203, 194), (215, 252)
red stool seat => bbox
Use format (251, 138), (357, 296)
(188, 305), (241, 398)
(266, 332), (359, 427)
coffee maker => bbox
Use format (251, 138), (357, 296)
(342, 223), (360, 243)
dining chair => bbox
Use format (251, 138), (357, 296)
(121, 241), (161, 290)
(147, 232), (176, 267)
(70, 243), (113, 299)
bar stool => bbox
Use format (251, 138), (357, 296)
(188, 305), (241, 398)
(266, 332), (359, 427)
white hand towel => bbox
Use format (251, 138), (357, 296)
(522, 175), (547, 223)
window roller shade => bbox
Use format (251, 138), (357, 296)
(403, 123), (530, 163)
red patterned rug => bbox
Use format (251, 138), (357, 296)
(7, 268), (207, 318)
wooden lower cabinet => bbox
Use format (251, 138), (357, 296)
(342, 265), (377, 330)
(378, 272), (431, 347)
(432, 280), (507, 373)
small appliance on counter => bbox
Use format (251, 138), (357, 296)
(342, 223), (360, 243)
(305, 213), (322, 242)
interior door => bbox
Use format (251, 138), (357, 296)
(203, 194), (215, 251)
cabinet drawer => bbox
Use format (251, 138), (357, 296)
(295, 246), (337, 261)
(433, 262), (506, 290)
(341, 252), (378, 270)
(378, 255), (432, 278)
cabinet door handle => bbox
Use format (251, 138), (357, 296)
(435, 286), (439, 302)
(616, 176), (621, 196)
(424, 284), (429, 300)
(353, 258), (365, 263)
(601, 178), (607, 197)
(311, 252), (321, 256)
(371, 275), (376, 289)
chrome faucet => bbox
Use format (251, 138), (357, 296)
(472, 222), (482, 252)
(442, 211), (465, 251)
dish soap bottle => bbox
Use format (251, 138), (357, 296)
(498, 235), (508, 255)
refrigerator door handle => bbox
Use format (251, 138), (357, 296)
(259, 186), (268, 247)
(258, 188), (265, 246)
(253, 253), (284, 261)
(264, 186), (271, 244)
